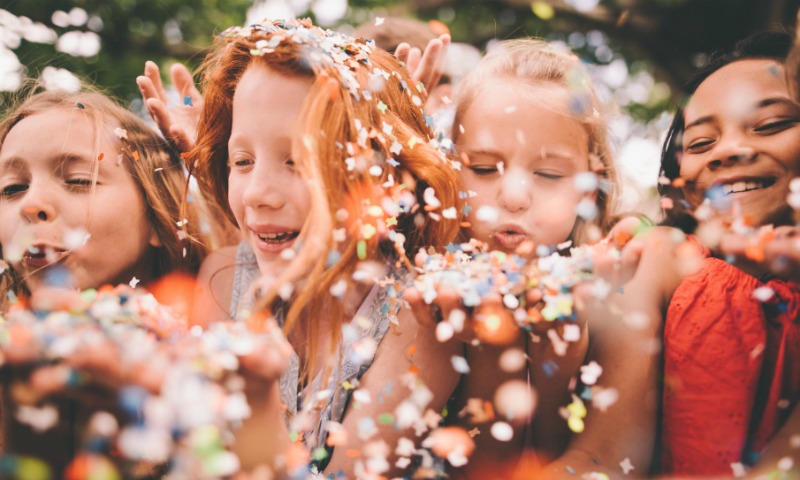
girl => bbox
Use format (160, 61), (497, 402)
(0, 87), (219, 474)
(408, 39), (661, 478)
(650, 31), (800, 476)
(186, 18), (464, 478)
(0, 88), (213, 306)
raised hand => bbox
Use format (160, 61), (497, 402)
(136, 61), (203, 152)
(395, 34), (451, 94)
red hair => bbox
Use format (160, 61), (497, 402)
(189, 19), (463, 382)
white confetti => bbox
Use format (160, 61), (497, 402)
(580, 361), (603, 385)
(620, 457), (634, 475)
(475, 205), (499, 223)
(451, 355), (470, 374)
(752, 286), (774, 302)
(490, 421), (514, 442)
(436, 321), (454, 342)
(15, 404), (58, 432)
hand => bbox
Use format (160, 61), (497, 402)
(395, 34), (451, 94)
(720, 225), (800, 282)
(136, 61), (203, 152)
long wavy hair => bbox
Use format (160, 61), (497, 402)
(189, 19), (462, 383)
(452, 38), (618, 245)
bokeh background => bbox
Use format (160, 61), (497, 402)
(3, 0), (800, 218)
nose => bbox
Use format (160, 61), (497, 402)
(241, 161), (287, 210)
(498, 168), (532, 213)
(19, 185), (57, 224)
(706, 134), (756, 170)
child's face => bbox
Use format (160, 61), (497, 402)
(458, 82), (592, 252)
(680, 59), (800, 227)
(227, 64), (312, 275)
(0, 109), (158, 291)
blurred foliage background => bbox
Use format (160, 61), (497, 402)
(2, 0), (800, 214)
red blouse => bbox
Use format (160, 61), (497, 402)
(662, 242), (800, 475)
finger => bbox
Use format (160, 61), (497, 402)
(414, 38), (443, 90)
(169, 125), (194, 153)
(171, 63), (202, 105)
(395, 42), (411, 65)
(437, 286), (461, 324)
(143, 60), (168, 104)
(406, 47), (422, 78)
(404, 288), (437, 328)
(145, 97), (176, 142)
(421, 34), (450, 92)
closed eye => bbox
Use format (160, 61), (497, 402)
(65, 178), (94, 190)
(467, 165), (499, 176)
(754, 118), (798, 133)
(0, 184), (27, 197)
(685, 138), (715, 153)
(534, 171), (563, 180)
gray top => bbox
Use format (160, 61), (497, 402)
(229, 241), (403, 455)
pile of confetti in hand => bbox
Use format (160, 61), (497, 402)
(0, 284), (285, 479)
(412, 242), (596, 346)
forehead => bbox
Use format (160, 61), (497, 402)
(461, 80), (590, 148)
(685, 59), (788, 122)
(232, 64), (312, 114)
(1, 108), (107, 155)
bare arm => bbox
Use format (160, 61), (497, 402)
(325, 307), (462, 478)
(538, 227), (684, 478)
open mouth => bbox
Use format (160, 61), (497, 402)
(22, 244), (67, 269)
(256, 231), (299, 243)
(719, 178), (775, 195)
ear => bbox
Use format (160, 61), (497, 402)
(149, 228), (163, 248)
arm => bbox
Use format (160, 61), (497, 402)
(538, 227), (684, 479)
(324, 307), (462, 478)
(746, 404), (800, 478)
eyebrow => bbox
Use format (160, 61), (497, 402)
(685, 97), (796, 131)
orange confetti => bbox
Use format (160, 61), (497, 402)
(428, 20), (450, 36)
(97, 152), (104, 161)
(745, 241), (765, 263)
(131, 150), (140, 161)
(408, 365), (420, 375)
(407, 344), (417, 357)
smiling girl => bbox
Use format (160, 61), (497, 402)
(647, 31), (800, 475)
(185, 18), (464, 477)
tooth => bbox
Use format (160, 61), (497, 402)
(732, 181), (746, 193)
(723, 184), (733, 194)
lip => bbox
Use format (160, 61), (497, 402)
(705, 175), (777, 198)
(248, 224), (301, 254)
(491, 224), (529, 251)
(22, 243), (68, 270)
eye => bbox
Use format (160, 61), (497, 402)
(0, 184), (28, 197)
(684, 138), (715, 153)
(467, 165), (499, 176)
(534, 171), (563, 181)
(65, 178), (94, 190)
(754, 117), (798, 134)
(228, 155), (254, 170)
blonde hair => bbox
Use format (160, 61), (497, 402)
(0, 87), (218, 310)
(452, 38), (618, 244)
(190, 19), (462, 383)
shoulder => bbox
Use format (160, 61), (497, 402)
(193, 244), (240, 326)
